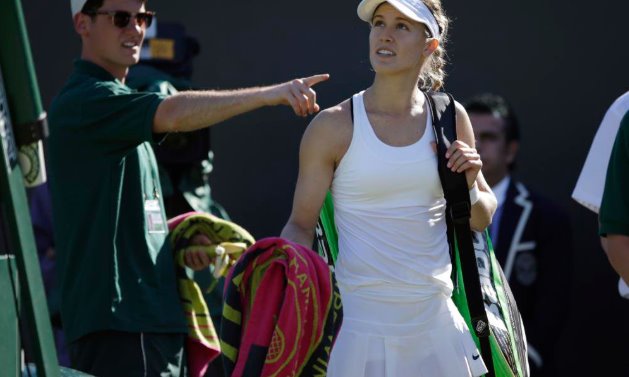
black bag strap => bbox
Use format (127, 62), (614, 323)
(425, 91), (495, 377)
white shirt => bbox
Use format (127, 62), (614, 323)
(331, 91), (452, 299)
(572, 91), (629, 214)
(572, 90), (629, 299)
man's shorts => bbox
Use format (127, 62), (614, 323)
(69, 331), (186, 377)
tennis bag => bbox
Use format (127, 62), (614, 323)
(314, 93), (529, 377)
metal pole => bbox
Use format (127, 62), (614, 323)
(0, 0), (59, 375)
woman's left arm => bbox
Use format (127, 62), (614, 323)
(444, 102), (497, 231)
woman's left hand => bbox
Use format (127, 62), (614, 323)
(445, 140), (482, 189)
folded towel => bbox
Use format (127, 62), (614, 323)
(220, 237), (343, 377)
(168, 211), (255, 377)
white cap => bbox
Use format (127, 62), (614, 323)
(71, 0), (88, 17)
(357, 0), (441, 39)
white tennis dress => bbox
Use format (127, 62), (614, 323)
(327, 91), (488, 377)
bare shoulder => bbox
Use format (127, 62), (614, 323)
(301, 98), (353, 164)
(306, 98), (353, 136)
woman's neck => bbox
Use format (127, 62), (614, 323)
(366, 74), (424, 115)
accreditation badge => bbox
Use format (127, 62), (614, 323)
(144, 199), (166, 234)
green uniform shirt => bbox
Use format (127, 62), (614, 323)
(600, 111), (629, 236)
(48, 60), (186, 342)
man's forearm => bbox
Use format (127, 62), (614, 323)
(154, 86), (273, 133)
(153, 74), (329, 134)
(605, 234), (629, 282)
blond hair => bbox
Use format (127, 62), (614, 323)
(419, 0), (450, 91)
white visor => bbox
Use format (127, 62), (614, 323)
(357, 0), (441, 39)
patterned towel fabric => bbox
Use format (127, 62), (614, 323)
(168, 211), (255, 377)
(220, 237), (343, 377)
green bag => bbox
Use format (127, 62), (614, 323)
(314, 93), (529, 377)
(314, 191), (338, 268)
(449, 230), (528, 376)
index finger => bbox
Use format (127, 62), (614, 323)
(302, 74), (330, 87)
(445, 140), (468, 158)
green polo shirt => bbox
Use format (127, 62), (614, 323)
(600, 111), (629, 237)
(48, 60), (186, 342)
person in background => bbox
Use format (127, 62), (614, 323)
(127, 19), (229, 219)
(599, 110), (629, 287)
(465, 93), (573, 376)
(573, 91), (629, 298)
(48, 0), (328, 375)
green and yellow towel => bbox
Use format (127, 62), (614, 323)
(168, 211), (255, 377)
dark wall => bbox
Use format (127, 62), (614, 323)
(22, 0), (629, 374)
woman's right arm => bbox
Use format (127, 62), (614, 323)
(281, 103), (350, 247)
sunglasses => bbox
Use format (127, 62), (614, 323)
(83, 10), (155, 29)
